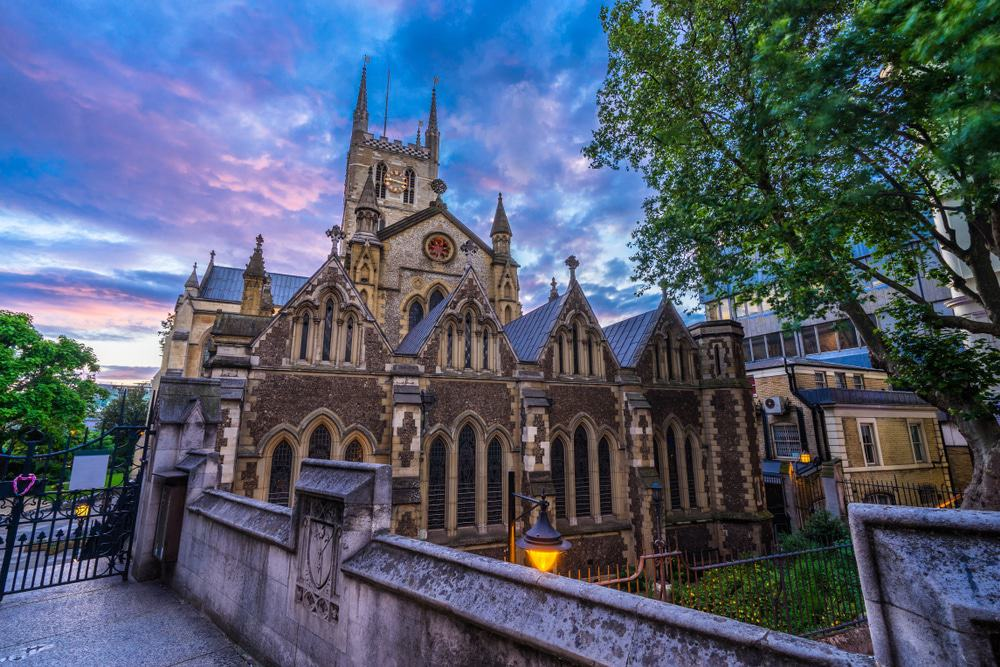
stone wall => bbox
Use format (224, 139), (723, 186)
(169, 459), (871, 667)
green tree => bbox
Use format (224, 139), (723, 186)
(97, 386), (150, 432)
(0, 311), (104, 446)
(587, 0), (1000, 507)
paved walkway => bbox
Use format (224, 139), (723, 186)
(0, 577), (252, 666)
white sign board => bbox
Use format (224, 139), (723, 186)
(69, 451), (111, 491)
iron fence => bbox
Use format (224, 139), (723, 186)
(838, 477), (961, 509)
(559, 542), (865, 638)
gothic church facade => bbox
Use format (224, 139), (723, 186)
(154, 64), (770, 567)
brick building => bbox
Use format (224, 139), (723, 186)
(152, 65), (771, 567)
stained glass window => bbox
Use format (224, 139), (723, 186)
(457, 425), (476, 527)
(268, 441), (293, 506)
(429, 289), (445, 311)
(375, 162), (387, 198)
(598, 438), (612, 515)
(427, 439), (447, 530)
(299, 313), (310, 360)
(574, 427), (591, 518)
(551, 439), (566, 519)
(464, 313), (473, 369)
(344, 440), (363, 463)
(322, 301), (334, 361)
(572, 326), (580, 374)
(685, 436), (698, 507)
(666, 428), (681, 510)
(308, 425), (332, 459)
(486, 438), (503, 524)
(408, 301), (424, 331)
(404, 168), (415, 204)
(344, 317), (354, 363)
(482, 330), (490, 370)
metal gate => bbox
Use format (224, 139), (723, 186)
(0, 419), (149, 600)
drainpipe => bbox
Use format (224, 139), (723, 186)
(760, 406), (774, 460)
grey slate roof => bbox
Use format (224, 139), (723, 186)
(395, 289), (456, 355)
(797, 388), (928, 407)
(200, 266), (307, 305)
(503, 293), (567, 363)
(603, 306), (661, 369)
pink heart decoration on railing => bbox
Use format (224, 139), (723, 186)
(12, 473), (37, 497)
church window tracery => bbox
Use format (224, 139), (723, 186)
(573, 427), (591, 518)
(551, 438), (567, 519)
(344, 316), (355, 363)
(464, 313), (473, 369)
(598, 437), (613, 515)
(486, 438), (503, 524)
(408, 300), (424, 332)
(298, 313), (310, 360)
(322, 301), (334, 361)
(427, 438), (447, 530)
(268, 441), (293, 506)
(685, 435), (698, 508)
(403, 168), (416, 204)
(572, 326), (580, 375)
(456, 425), (476, 527)
(308, 425), (332, 459)
(482, 330), (490, 371)
(375, 162), (387, 199)
(344, 439), (363, 463)
(429, 288), (445, 311)
(666, 428), (681, 510)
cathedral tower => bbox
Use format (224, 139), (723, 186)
(341, 62), (442, 239)
(489, 193), (522, 323)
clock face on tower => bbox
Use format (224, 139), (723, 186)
(386, 167), (407, 194)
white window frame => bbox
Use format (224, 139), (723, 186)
(857, 419), (882, 466)
(814, 372), (827, 388)
(908, 420), (928, 463)
(835, 372), (847, 389)
(771, 423), (802, 459)
(852, 374), (865, 390)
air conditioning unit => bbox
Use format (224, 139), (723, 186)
(763, 396), (786, 415)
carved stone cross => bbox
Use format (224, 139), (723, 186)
(326, 225), (345, 257)
(460, 239), (478, 265)
(565, 255), (580, 283)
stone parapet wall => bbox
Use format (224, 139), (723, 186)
(169, 460), (870, 667)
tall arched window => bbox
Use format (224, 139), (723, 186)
(375, 162), (387, 199)
(486, 438), (503, 524)
(666, 428), (681, 510)
(403, 168), (416, 204)
(551, 438), (566, 519)
(446, 325), (454, 367)
(654, 342), (662, 380)
(343, 316), (354, 363)
(482, 330), (490, 371)
(587, 337), (594, 376)
(598, 438), (613, 515)
(653, 436), (662, 477)
(457, 425), (476, 527)
(308, 425), (332, 459)
(322, 301), (334, 361)
(667, 335), (675, 379)
(429, 288), (445, 311)
(344, 440), (363, 462)
(557, 335), (565, 374)
(574, 426), (591, 518)
(299, 313), (310, 360)
(464, 313), (473, 369)
(679, 344), (688, 381)
(427, 439), (447, 530)
(267, 441), (293, 506)
(685, 436), (698, 507)
(408, 300), (424, 331)
(572, 326), (580, 374)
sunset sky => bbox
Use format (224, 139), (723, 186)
(0, 1), (693, 382)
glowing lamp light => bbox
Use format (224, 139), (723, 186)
(74, 502), (90, 518)
(798, 452), (812, 464)
(515, 503), (571, 573)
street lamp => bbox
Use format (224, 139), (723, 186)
(508, 490), (571, 573)
(798, 451), (812, 464)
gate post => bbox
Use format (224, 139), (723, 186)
(779, 462), (803, 531)
(821, 459), (845, 518)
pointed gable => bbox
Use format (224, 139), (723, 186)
(603, 296), (696, 372)
(504, 293), (567, 363)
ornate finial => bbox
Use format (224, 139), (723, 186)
(255, 234), (264, 250)
(185, 262), (199, 289)
(416, 119), (423, 147)
(326, 225), (345, 257)
(460, 239), (478, 266)
(549, 277), (559, 302)
(209, 250), (215, 264)
(565, 255), (579, 283)
(430, 178), (447, 209)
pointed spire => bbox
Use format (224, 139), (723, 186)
(416, 120), (423, 147)
(185, 262), (199, 289)
(352, 167), (383, 240)
(427, 80), (438, 132)
(356, 167), (380, 214)
(549, 277), (559, 302)
(245, 234), (266, 278)
(490, 192), (511, 236)
(208, 250), (215, 268)
(353, 57), (370, 134)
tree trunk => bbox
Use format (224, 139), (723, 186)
(952, 413), (1000, 510)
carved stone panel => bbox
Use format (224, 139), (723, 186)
(295, 495), (344, 624)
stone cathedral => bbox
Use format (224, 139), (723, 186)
(153, 63), (771, 568)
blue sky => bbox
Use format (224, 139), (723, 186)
(0, 1), (693, 381)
